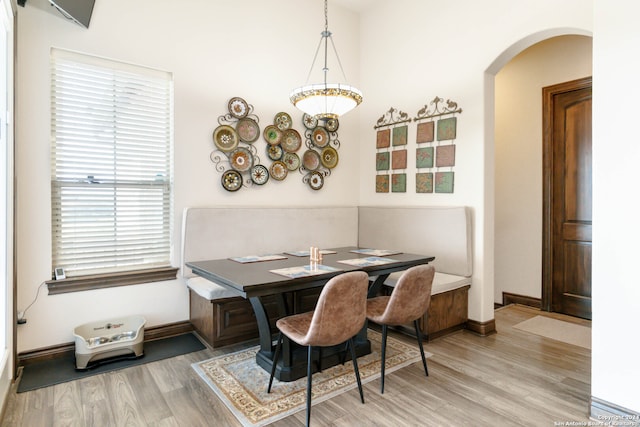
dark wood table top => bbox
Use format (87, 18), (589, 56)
(186, 246), (435, 298)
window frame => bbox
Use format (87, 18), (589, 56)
(45, 267), (178, 295)
(49, 48), (176, 292)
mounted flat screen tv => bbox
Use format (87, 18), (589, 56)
(48, 0), (95, 28)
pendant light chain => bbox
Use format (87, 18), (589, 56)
(325, 0), (350, 84)
(321, 0), (330, 120)
(323, 0), (329, 85)
(324, 0), (329, 34)
(302, 0), (350, 86)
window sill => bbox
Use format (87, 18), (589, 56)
(46, 267), (179, 295)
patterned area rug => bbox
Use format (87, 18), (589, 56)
(193, 329), (430, 426)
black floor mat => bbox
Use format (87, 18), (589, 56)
(17, 333), (206, 393)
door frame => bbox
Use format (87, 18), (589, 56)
(541, 76), (592, 311)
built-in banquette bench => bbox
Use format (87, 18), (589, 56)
(358, 206), (472, 340)
(181, 206), (472, 348)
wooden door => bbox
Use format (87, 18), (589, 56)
(542, 77), (592, 319)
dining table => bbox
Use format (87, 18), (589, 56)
(186, 246), (435, 381)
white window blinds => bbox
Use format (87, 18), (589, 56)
(51, 48), (174, 277)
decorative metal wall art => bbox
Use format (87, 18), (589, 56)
(211, 97), (265, 191)
(263, 111), (302, 182)
(300, 114), (340, 191)
(413, 97), (462, 194)
(211, 97), (339, 192)
(373, 98), (462, 195)
(373, 107), (410, 193)
(415, 96), (462, 121)
(374, 107), (412, 130)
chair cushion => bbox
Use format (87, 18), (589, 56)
(186, 276), (241, 300)
(366, 296), (391, 323)
(276, 311), (314, 345)
(367, 265), (435, 325)
(277, 271), (369, 347)
(384, 271), (471, 294)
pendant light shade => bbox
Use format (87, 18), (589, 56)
(290, 83), (363, 120)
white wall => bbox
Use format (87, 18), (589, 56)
(15, 0), (361, 351)
(0, 0), (14, 411)
(592, 0), (640, 414)
(356, 0), (592, 324)
(15, 0), (593, 343)
(15, 0), (640, 416)
(494, 35), (592, 303)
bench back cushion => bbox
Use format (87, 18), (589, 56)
(181, 206), (359, 278)
(358, 206), (472, 277)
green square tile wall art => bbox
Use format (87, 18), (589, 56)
(412, 97), (462, 194)
(376, 152), (390, 171)
(376, 129), (391, 149)
(376, 175), (389, 193)
(391, 173), (407, 192)
(416, 121), (434, 143)
(392, 149), (407, 170)
(416, 173), (433, 193)
(435, 171), (454, 193)
(392, 125), (408, 146)
(416, 147), (434, 169)
(436, 144), (456, 167)
(437, 117), (457, 141)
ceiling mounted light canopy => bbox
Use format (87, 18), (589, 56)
(290, 0), (363, 120)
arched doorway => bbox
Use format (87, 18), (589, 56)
(487, 32), (592, 313)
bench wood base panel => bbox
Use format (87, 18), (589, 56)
(188, 287), (325, 348)
(384, 285), (470, 341)
(190, 285), (471, 348)
(189, 290), (281, 348)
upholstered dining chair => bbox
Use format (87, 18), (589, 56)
(366, 264), (435, 394)
(267, 271), (369, 427)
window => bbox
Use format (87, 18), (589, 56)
(50, 48), (174, 286)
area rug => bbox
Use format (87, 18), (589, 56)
(513, 315), (591, 349)
(193, 330), (430, 427)
(18, 333), (206, 393)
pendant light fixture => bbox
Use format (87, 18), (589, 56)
(289, 0), (363, 120)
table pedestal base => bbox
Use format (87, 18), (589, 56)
(250, 294), (374, 381)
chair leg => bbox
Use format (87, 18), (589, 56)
(267, 332), (282, 393)
(306, 345), (313, 427)
(414, 319), (429, 377)
(380, 324), (388, 394)
(348, 337), (365, 404)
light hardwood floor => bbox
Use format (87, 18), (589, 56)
(1, 305), (592, 426)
